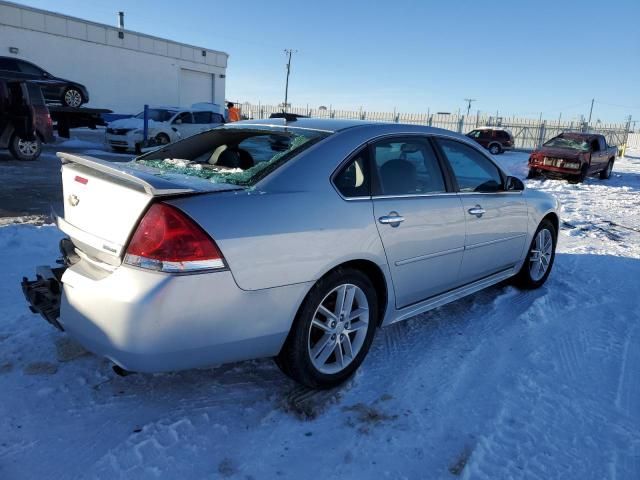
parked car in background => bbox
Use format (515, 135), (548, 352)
(0, 79), (54, 160)
(105, 105), (225, 152)
(528, 132), (617, 183)
(0, 56), (89, 108)
(466, 127), (514, 154)
(23, 119), (559, 389)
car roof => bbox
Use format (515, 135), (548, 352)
(471, 126), (512, 132)
(227, 118), (484, 143)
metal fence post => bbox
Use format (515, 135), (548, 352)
(143, 104), (149, 143)
(537, 121), (546, 148)
(458, 115), (464, 133)
(428, 114), (433, 127)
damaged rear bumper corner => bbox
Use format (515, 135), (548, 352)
(21, 265), (67, 331)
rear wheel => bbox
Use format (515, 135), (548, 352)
(568, 165), (589, 184)
(276, 268), (378, 389)
(527, 168), (539, 179)
(9, 134), (41, 161)
(62, 88), (83, 108)
(514, 219), (556, 289)
(489, 143), (502, 155)
(600, 159), (614, 180)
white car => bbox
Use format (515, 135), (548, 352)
(105, 105), (225, 152)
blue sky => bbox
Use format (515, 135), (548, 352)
(14, 0), (640, 122)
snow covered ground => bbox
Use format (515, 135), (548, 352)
(1, 148), (639, 479)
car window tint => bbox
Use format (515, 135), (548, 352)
(334, 151), (370, 198)
(373, 138), (445, 195)
(437, 138), (503, 193)
(192, 111), (213, 123)
(0, 58), (19, 71)
(17, 61), (43, 76)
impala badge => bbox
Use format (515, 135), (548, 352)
(68, 194), (80, 207)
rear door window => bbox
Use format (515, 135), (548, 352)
(372, 138), (446, 195)
(436, 138), (503, 193)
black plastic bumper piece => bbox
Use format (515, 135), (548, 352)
(21, 267), (66, 331)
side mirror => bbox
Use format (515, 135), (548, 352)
(505, 176), (525, 191)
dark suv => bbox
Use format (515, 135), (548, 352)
(466, 128), (514, 154)
(0, 79), (54, 160)
(0, 57), (89, 108)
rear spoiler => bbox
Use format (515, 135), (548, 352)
(57, 152), (194, 196)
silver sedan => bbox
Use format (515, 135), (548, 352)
(22, 118), (559, 388)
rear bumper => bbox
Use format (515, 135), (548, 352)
(529, 162), (582, 176)
(53, 259), (310, 372)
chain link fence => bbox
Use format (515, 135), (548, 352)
(237, 102), (630, 151)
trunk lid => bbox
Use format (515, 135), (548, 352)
(57, 152), (241, 265)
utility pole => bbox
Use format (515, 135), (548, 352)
(464, 98), (476, 116)
(283, 49), (297, 113)
(587, 98), (595, 126)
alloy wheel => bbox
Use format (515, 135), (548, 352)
(64, 89), (82, 107)
(529, 228), (553, 281)
(17, 139), (39, 157)
(307, 283), (370, 374)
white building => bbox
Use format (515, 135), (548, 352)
(0, 1), (228, 114)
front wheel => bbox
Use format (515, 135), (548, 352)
(276, 268), (378, 389)
(9, 134), (42, 161)
(514, 219), (557, 289)
(489, 143), (502, 155)
(155, 133), (170, 145)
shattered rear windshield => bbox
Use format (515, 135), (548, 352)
(136, 126), (330, 187)
(543, 136), (590, 151)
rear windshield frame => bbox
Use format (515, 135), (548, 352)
(136, 125), (332, 187)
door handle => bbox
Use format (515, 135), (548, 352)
(468, 205), (486, 218)
(378, 212), (405, 227)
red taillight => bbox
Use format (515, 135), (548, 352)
(74, 175), (88, 184)
(124, 203), (225, 272)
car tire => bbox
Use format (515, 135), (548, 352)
(599, 159), (614, 180)
(276, 268), (379, 389)
(155, 133), (170, 145)
(489, 143), (502, 155)
(514, 219), (557, 289)
(568, 165), (588, 184)
(526, 168), (539, 179)
(9, 134), (41, 161)
(62, 88), (84, 108)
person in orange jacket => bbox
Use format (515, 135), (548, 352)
(227, 102), (241, 122)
